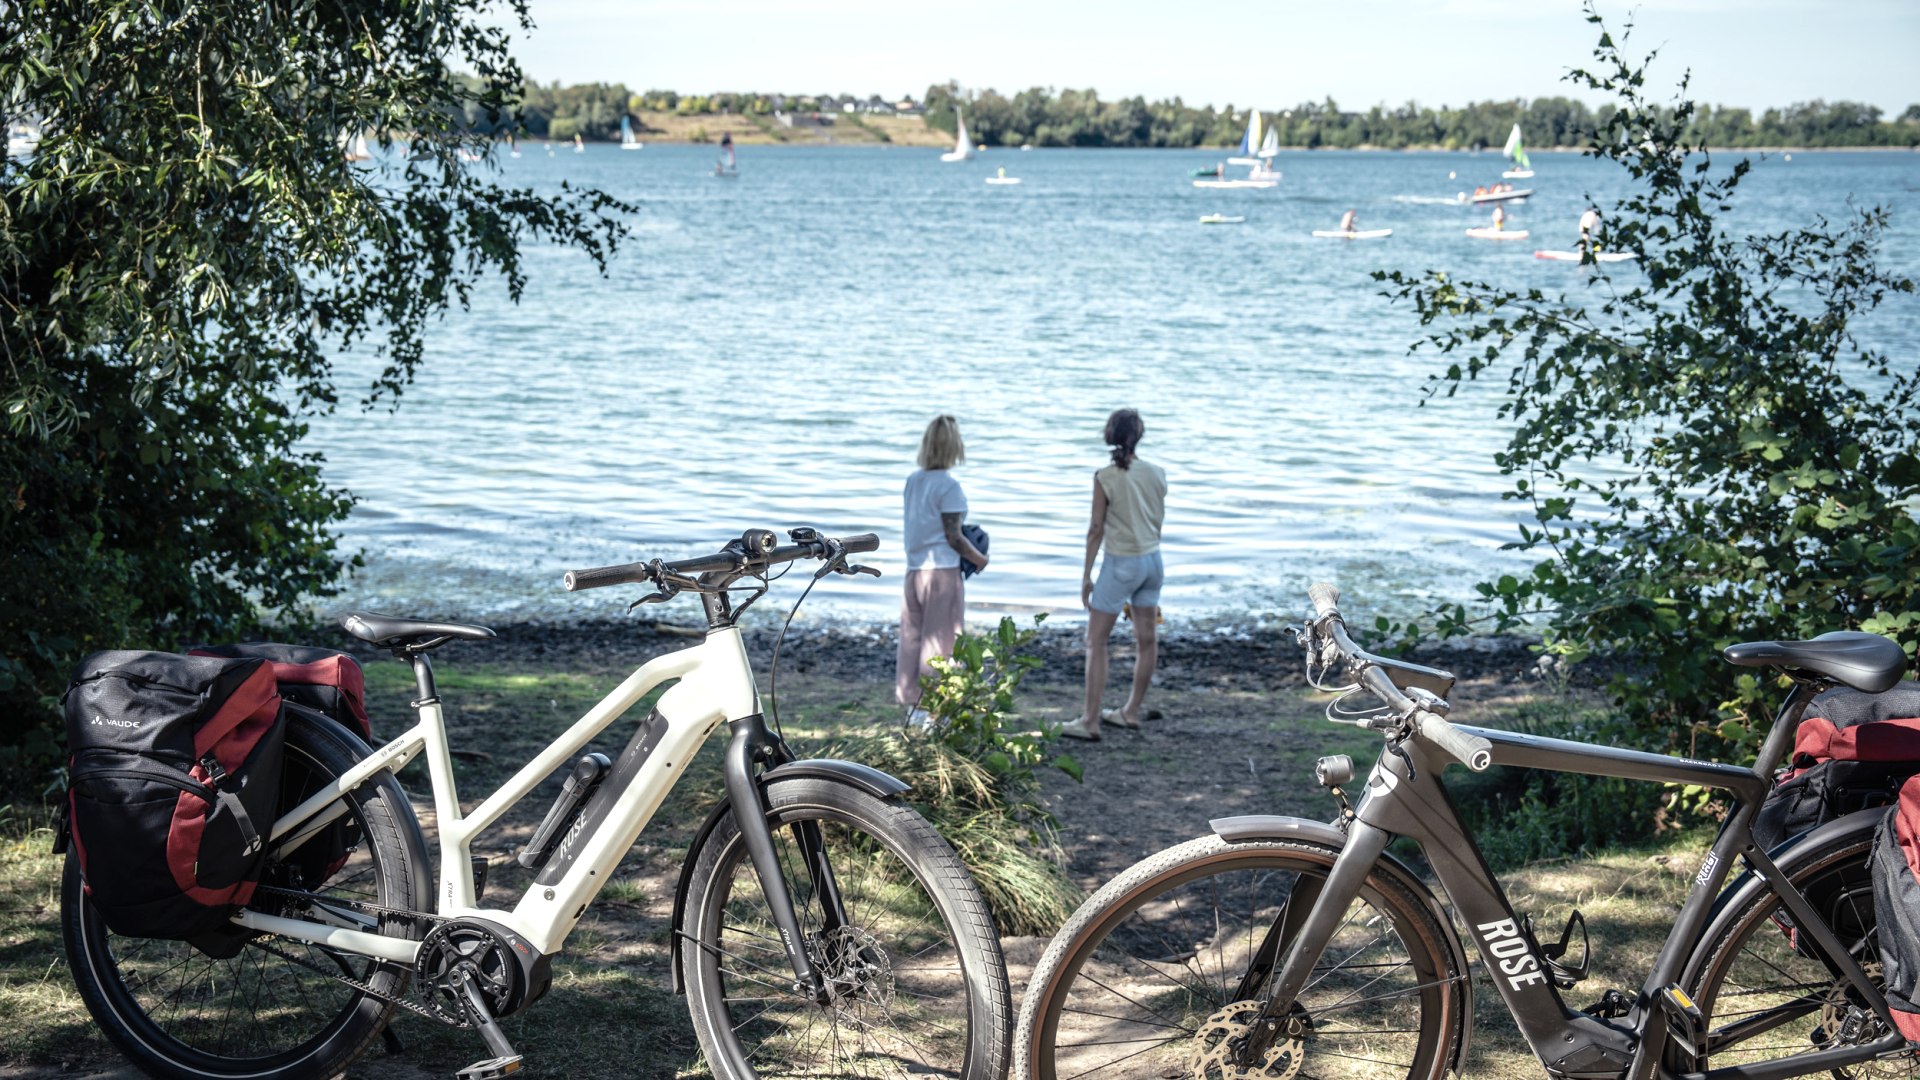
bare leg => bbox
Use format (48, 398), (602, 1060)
(1122, 606), (1158, 723)
(1077, 608), (1120, 731)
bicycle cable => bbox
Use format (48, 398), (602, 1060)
(765, 567), (823, 741)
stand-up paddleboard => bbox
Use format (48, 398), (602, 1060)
(1200, 214), (1246, 225)
(985, 177), (1022, 185)
(1535, 249), (1637, 263)
(1311, 228), (1393, 239)
(1194, 179), (1276, 189)
(1466, 227), (1530, 240)
(1462, 188), (1533, 204)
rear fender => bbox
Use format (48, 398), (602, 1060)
(669, 759), (910, 993)
(1210, 815), (1473, 1075)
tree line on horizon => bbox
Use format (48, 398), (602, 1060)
(472, 78), (1920, 150)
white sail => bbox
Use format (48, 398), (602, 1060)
(941, 108), (974, 162)
(1228, 110), (1263, 165)
(1257, 122), (1280, 159)
(620, 115), (642, 150)
(1503, 123), (1522, 159)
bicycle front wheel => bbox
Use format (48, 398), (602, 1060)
(62, 709), (428, 1080)
(1683, 825), (1913, 1076)
(1015, 833), (1463, 1080)
(680, 775), (1012, 1079)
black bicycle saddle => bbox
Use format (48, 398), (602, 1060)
(1723, 631), (1906, 694)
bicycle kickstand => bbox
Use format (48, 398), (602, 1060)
(450, 966), (524, 1080)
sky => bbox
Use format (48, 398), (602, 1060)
(502, 0), (1920, 115)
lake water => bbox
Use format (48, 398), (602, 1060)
(311, 146), (1920, 627)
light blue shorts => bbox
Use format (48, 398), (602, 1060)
(1090, 551), (1164, 615)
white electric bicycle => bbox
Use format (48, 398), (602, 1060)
(62, 528), (1012, 1080)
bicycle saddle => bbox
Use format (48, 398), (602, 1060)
(1723, 631), (1906, 693)
(340, 611), (497, 649)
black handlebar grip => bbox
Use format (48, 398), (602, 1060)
(1308, 582), (1342, 620)
(562, 561), (652, 592)
(841, 533), (880, 554)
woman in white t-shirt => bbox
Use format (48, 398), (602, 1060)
(1063, 408), (1166, 741)
(896, 415), (989, 717)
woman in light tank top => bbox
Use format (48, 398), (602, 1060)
(1063, 408), (1166, 741)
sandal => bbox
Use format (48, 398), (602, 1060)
(1101, 708), (1141, 730)
(1060, 720), (1101, 741)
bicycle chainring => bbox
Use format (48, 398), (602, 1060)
(1189, 1000), (1306, 1080)
(416, 920), (530, 1026)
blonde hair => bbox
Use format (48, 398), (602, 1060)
(917, 414), (965, 470)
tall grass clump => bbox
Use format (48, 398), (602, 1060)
(829, 615), (1083, 935)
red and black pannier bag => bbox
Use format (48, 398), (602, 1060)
(1871, 776), (1920, 1041)
(189, 643), (373, 888)
(188, 642), (371, 743)
(1754, 683), (1920, 853)
(64, 651), (285, 940)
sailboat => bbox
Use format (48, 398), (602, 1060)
(1502, 123), (1533, 179)
(343, 130), (372, 162)
(573, 133), (585, 153)
(1228, 111), (1263, 166)
(713, 132), (738, 178)
(508, 133), (521, 158)
(940, 109), (974, 163)
(1248, 122), (1283, 181)
(620, 115), (643, 151)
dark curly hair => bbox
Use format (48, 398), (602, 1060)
(1104, 408), (1144, 470)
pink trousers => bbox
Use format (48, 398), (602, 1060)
(896, 567), (965, 706)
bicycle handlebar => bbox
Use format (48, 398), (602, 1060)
(1307, 582), (1492, 773)
(563, 531), (880, 592)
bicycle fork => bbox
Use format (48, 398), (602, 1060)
(721, 714), (851, 1006)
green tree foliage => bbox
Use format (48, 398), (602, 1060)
(511, 81), (633, 140)
(1377, 9), (1919, 755)
(0, 0), (632, 783)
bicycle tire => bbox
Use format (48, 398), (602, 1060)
(680, 775), (1012, 1079)
(1014, 833), (1463, 1080)
(63, 708), (428, 1080)
(1682, 825), (1913, 1076)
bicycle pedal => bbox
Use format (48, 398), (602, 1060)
(455, 1054), (522, 1080)
(1656, 984), (1706, 1059)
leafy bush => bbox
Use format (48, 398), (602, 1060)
(0, 0), (631, 787)
(1379, 6), (1919, 771)
(823, 614), (1086, 936)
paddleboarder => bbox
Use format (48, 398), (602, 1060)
(1338, 208), (1357, 233)
(1579, 207), (1602, 251)
(1492, 204), (1508, 232)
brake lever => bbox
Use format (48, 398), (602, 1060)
(627, 588), (675, 613)
(836, 563), (881, 578)
(812, 540), (848, 580)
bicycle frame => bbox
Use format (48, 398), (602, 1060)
(230, 625), (830, 986)
(1260, 680), (1908, 1080)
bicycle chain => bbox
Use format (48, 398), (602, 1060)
(244, 885), (468, 1028)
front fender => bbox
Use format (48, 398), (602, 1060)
(1209, 815), (1473, 1076)
(669, 759), (910, 993)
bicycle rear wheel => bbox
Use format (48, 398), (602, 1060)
(680, 775), (1012, 1079)
(1683, 825), (1914, 1077)
(63, 710), (427, 1080)
(1015, 833), (1463, 1080)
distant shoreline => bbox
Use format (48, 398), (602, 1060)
(601, 135), (1917, 155)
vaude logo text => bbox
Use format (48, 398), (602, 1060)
(91, 714), (138, 729)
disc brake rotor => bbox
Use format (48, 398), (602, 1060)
(818, 925), (894, 1013)
(1189, 1000), (1306, 1080)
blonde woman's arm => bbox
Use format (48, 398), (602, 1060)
(1081, 477), (1107, 608)
(942, 512), (988, 570)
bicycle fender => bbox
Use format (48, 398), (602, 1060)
(761, 758), (910, 800)
(1693, 806), (1887, 963)
(667, 761), (910, 993)
(1209, 815), (1473, 1075)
